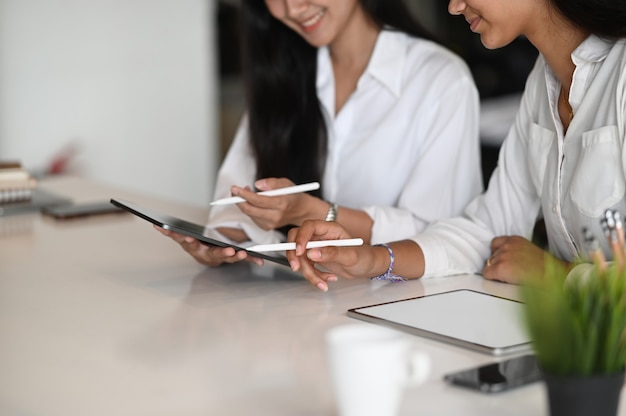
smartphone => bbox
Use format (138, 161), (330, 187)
(443, 354), (542, 393)
(42, 201), (126, 219)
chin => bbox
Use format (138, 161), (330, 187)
(479, 33), (516, 50)
(480, 37), (507, 50)
(301, 35), (331, 49)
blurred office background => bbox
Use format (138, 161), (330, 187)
(0, 0), (537, 206)
(0, 0), (218, 206)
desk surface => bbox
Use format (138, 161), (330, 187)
(0, 176), (622, 416)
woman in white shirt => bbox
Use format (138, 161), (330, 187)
(157, 0), (482, 267)
(287, 0), (626, 291)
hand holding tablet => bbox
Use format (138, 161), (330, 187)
(110, 198), (363, 267)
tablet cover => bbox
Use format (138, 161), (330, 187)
(348, 289), (532, 356)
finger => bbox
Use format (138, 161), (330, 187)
(245, 255), (264, 266)
(290, 222), (317, 256)
(180, 239), (206, 254)
(232, 186), (280, 210)
(306, 246), (341, 263)
(293, 220), (350, 255)
(297, 254), (332, 292)
(219, 248), (249, 264)
(254, 177), (294, 192)
(482, 258), (503, 281)
(490, 236), (508, 252)
(192, 246), (241, 266)
(154, 224), (169, 235)
(154, 225), (187, 241)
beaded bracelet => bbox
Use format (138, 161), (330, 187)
(370, 244), (406, 282)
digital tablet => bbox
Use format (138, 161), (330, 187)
(347, 289), (532, 356)
(110, 198), (289, 267)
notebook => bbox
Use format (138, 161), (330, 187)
(0, 188), (72, 216)
(348, 289), (532, 356)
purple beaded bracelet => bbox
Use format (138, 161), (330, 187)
(370, 244), (406, 282)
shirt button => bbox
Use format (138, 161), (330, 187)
(553, 206), (557, 213)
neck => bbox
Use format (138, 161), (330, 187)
(524, 9), (589, 90)
(328, 8), (380, 70)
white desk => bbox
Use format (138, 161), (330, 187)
(0, 176), (621, 416)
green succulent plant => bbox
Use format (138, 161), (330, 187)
(522, 257), (626, 376)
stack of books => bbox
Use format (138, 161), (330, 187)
(0, 161), (71, 216)
(0, 161), (37, 204)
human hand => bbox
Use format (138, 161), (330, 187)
(286, 220), (388, 291)
(154, 225), (263, 266)
(482, 235), (560, 284)
(231, 178), (326, 230)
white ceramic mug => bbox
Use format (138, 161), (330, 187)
(326, 324), (430, 416)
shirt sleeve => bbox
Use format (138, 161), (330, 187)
(412, 60), (545, 277)
(206, 114), (284, 246)
(364, 64), (483, 244)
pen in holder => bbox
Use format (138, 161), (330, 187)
(522, 209), (626, 416)
(598, 209), (625, 270)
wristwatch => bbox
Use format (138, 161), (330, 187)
(325, 202), (338, 222)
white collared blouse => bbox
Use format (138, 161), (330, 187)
(208, 29), (482, 246)
(415, 35), (626, 277)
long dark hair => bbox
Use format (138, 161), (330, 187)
(240, 0), (435, 198)
(551, 0), (626, 38)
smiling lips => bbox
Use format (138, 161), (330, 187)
(467, 16), (481, 32)
(298, 9), (325, 33)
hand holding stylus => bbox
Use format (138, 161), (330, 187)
(210, 181), (320, 206)
(218, 178), (330, 231)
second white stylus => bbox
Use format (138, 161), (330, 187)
(248, 238), (364, 253)
(210, 182), (320, 206)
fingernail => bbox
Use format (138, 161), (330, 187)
(317, 282), (328, 292)
(308, 249), (321, 260)
(290, 260), (299, 271)
(327, 276), (338, 282)
(231, 186), (239, 196)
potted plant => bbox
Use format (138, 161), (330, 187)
(522, 237), (626, 416)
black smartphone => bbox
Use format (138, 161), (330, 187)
(443, 354), (542, 393)
(42, 201), (126, 219)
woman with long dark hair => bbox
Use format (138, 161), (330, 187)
(287, 0), (626, 290)
(158, 0), (482, 267)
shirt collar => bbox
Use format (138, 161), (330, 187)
(316, 29), (406, 102)
(365, 30), (406, 97)
(572, 34), (615, 65)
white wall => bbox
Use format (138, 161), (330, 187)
(0, 0), (218, 207)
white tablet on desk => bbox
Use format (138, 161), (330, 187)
(348, 289), (532, 356)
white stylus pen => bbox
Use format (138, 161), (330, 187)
(248, 238), (364, 253)
(210, 182), (320, 206)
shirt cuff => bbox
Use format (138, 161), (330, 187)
(363, 205), (425, 245)
(410, 232), (450, 278)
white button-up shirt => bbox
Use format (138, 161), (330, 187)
(415, 35), (626, 277)
(209, 30), (482, 246)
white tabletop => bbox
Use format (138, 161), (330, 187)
(0, 176), (621, 416)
